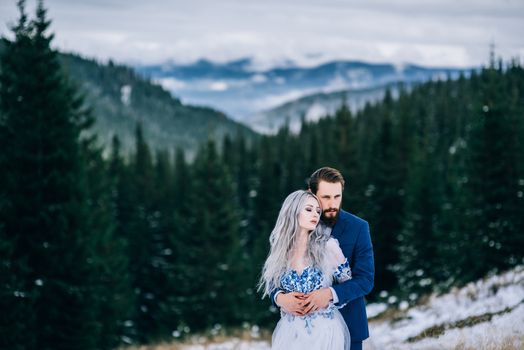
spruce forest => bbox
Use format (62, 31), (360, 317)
(1, 2), (523, 349)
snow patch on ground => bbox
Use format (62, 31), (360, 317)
(179, 340), (270, 350)
(365, 265), (524, 349)
(126, 266), (523, 350)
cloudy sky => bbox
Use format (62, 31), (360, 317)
(1, 0), (523, 69)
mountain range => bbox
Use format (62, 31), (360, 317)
(0, 38), (476, 153)
(136, 58), (472, 133)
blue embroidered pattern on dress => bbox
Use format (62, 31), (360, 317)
(279, 260), (353, 331)
(333, 258), (352, 283)
(281, 305), (336, 334)
(280, 266), (334, 333)
(280, 266), (323, 294)
(333, 258), (352, 309)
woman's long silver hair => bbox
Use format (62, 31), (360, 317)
(258, 190), (332, 298)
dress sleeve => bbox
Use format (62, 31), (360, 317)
(326, 238), (352, 283)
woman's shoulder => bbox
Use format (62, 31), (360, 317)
(326, 237), (345, 261)
(326, 236), (341, 248)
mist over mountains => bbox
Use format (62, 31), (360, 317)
(136, 58), (471, 133)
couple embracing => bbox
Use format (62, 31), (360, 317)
(259, 167), (375, 350)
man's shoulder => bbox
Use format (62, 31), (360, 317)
(339, 209), (368, 228)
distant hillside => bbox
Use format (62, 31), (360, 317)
(0, 40), (257, 158)
(247, 83), (404, 134)
(58, 54), (257, 158)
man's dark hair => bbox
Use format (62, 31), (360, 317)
(308, 167), (345, 194)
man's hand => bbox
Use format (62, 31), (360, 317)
(302, 288), (333, 315)
(276, 292), (307, 316)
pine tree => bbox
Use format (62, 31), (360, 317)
(127, 123), (159, 342)
(189, 140), (244, 329)
(221, 134), (261, 323)
(0, 35), (33, 346)
(461, 65), (523, 280)
(170, 147), (197, 335)
(0, 210), (33, 350)
(250, 137), (287, 324)
(332, 103), (360, 213)
(0, 1), (101, 348)
(81, 136), (135, 348)
(108, 135), (139, 341)
(397, 146), (441, 295)
(363, 94), (402, 295)
(432, 73), (472, 287)
(146, 149), (180, 340)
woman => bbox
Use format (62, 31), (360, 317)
(259, 190), (352, 350)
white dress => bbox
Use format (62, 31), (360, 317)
(271, 238), (352, 350)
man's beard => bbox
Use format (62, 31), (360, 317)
(321, 208), (340, 227)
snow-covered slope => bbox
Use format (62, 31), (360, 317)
(366, 265), (524, 349)
(121, 266), (523, 350)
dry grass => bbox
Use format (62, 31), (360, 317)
(368, 293), (433, 323)
(368, 305), (408, 323)
(407, 303), (521, 343)
(117, 344), (180, 350)
(117, 328), (272, 350)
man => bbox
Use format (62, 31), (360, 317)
(273, 167), (375, 350)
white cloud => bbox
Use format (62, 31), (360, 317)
(251, 74), (268, 83)
(0, 0), (522, 68)
(209, 81), (229, 91)
(155, 77), (186, 91)
(252, 88), (318, 110)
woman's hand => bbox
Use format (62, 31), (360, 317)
(276, 292), (307, 316)
(301, 288), (333, 314)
